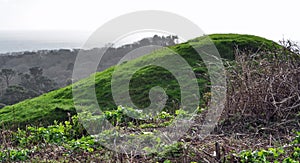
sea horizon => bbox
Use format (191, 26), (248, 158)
(0, 30), (91, 54)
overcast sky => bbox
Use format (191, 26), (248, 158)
(0, 0), (300, 43)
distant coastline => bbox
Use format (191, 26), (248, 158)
(0, 30), (90, 54)
(0, 40), (83, 55)
(0, 30), (178, 55)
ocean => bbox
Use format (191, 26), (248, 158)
(0, 30), (90, 54)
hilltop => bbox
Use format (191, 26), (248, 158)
(0, 33), (280, 127)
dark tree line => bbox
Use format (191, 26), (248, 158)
(0, 67), (57, 107)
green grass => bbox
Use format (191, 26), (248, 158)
(191, 33), (281, 60)
(0, 33), (280, 127)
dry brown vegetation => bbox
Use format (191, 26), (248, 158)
(219, 40), (300, 136)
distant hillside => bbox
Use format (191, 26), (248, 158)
(0, 34), (281, 127)
(0, 35), (177, 106)
(0, 35), (177, 86)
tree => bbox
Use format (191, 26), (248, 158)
(0, 78), (4, 97)
(0, 85), (34, 105)
(0, 69), (16, 87)
(35, 75), (57, 93)
(20, 67), (57, 95)
(29, 67), (43, 77)
(139, 38), (151, 46)
(66, 63), (74, 71)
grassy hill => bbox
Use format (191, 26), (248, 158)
(0, 34), (280, 127)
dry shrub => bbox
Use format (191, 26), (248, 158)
(220, 40), (300, 134)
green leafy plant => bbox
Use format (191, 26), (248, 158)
(0, 149), (32, 162)
(13, 116), (85, 147)
(236, 131), (300, 163)
(64, 136), (96, 152)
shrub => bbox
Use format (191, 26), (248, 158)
(222, 41), (300, 133)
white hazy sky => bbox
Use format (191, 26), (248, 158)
(1, 0), (300, 42)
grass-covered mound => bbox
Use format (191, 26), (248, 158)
(0, 33), (280, 127)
